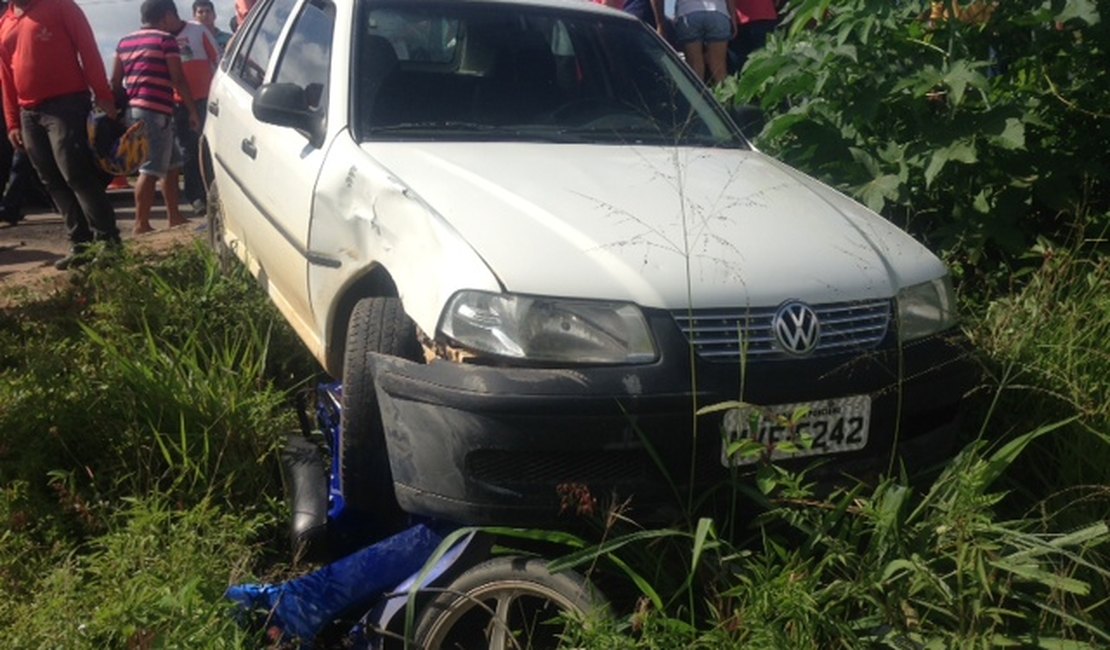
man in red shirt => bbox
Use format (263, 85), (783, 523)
(0, 0), (120, 269)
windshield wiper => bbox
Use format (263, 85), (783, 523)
(367, 121), (506, 133)
(367, 121), (591, 143)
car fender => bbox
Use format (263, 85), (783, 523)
(308, 132), (502, 358)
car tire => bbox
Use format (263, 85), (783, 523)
(413, 556), (606, 649)
(205, 179), (234, 270)
(340, 296), (422, 536)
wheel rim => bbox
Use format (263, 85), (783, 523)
(420, 579), (586, 650)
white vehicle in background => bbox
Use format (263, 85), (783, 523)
(202, 0), (973, 537)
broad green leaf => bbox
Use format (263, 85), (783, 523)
(990, 118), (1026, 150)
(875, 484), (910, 537)
(762, 111), (809, 141)
(727, 439), (763, 460)
(925, 140), (978, 188)
(756, 465), (777, 494)
(943, 59), (988, 107)
(850, 147), (881, 177)
(736, 54), (786, 99)
(973, 190), (991, 213)
(858, 174), (901, 212)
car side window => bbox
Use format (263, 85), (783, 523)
(231, 0), (297, 91)
(272, 0), (335, 113)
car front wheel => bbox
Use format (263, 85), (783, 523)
(339, 296), (422, 538)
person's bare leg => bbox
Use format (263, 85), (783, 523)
(706, 41), (729, 85)
(133, 173), (158, 234)
(163, 167), (187, 227)
(683, 42), (706, 83)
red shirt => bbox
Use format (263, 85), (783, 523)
(735, 0), (778, 23)
(0, 0), (113, 133)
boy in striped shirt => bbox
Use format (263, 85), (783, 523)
(111, 0), (200, 235)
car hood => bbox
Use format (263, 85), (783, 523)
(363, 142), (946, 309)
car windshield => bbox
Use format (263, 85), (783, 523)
(353, 2), (745, 148)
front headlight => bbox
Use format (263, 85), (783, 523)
(439, 291), (657, 364)
(897, 276), (958, 341)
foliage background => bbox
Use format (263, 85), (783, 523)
(719, 0), (1108, 285)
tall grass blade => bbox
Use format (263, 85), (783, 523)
(982, 416), (1080, 487)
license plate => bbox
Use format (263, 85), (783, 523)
(720, 395), (871, 466)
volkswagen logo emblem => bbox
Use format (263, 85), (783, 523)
(772, 301), (820, 356)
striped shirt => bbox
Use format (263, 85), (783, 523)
(117, 28), (180, 115)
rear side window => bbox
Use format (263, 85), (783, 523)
(231, 0), (297, 91)
(273, 0), (335, 112)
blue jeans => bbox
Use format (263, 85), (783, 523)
(675, 11), (732, 45)
(129, 107), (182, 178)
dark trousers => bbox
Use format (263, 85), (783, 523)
(728, 20), (777, 74)
(21, 93), (119, 245)
(2, 149), (34, 215)
(174, 99), (207, 204)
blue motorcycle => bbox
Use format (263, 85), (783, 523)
(227, 383), (607, 648)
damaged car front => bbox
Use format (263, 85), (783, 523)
(306, 1), (978, 526)
(211, 0), (976, 533)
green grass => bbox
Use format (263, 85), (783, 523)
(555, 243), (1110, 648)
(1, 495), (274, 649)
(1, 237), (1106, 647)
(0, 242), (315, 644)
(966, 242), (1110, 522)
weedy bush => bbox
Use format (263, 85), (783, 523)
(0, 243), (311, 509)
(965, 241), (1109, 520)
(0, 243), (314, 643)
(557, 424), (1109, 648)
(0, 495), (274, 649)
(719, 0), (1109, 286)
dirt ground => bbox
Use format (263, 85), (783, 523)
(0, 183), (201, 305)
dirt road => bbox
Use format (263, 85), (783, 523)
(0, 184), (201, 301)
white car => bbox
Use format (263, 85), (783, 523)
(202, 0), (973, 531)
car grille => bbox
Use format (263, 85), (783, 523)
(671, 299), (892, 361)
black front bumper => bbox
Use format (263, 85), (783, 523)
(367, 311), (976, 525)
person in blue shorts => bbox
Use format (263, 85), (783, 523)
(652, 0), (736, 85)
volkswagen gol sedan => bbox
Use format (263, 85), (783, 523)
(202, 0), (974, 530)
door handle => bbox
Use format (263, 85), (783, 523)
(208, 99), (219, 116)
(241, 136), (257, 159)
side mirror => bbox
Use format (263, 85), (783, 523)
(253, 83), (324, 146)
(728, 104), (765, 141)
